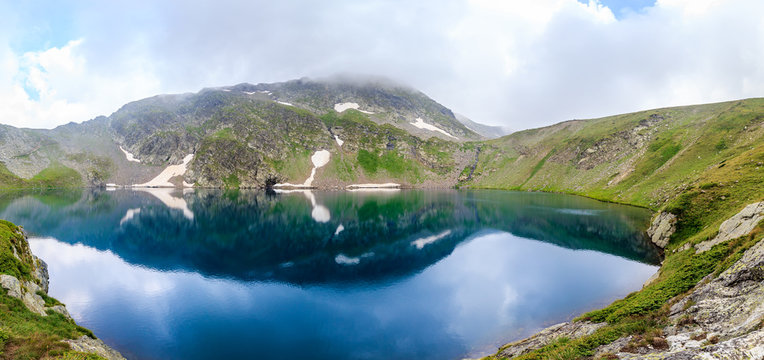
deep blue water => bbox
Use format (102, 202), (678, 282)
(0, 189), (660, 360)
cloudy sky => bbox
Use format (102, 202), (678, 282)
(1, 0), (762, 130)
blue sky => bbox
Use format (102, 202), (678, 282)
(1, 0), (763, 130)
(580, 0), (656, 18)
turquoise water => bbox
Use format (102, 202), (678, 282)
(0, 189), (660, 360)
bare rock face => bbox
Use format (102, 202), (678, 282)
(620, 237), (764, 359)
(0, 272), (48, 317)
(695, 201), (764, 253)
(32, 255), (49, 292)
(647, 212), (677, 248)
(498, 321), (606, 358)
(671, 238), (764, 340)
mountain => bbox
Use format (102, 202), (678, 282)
(464, 98), (764, 208)
(1, 77), (763, 358)
(0, 77), (490, 189)
(454, 113), (511, 139)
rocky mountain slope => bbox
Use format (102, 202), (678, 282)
(0, 77), (484, 190)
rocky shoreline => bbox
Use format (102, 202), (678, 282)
(493, 201), (764, 359)
(0, 226), (125, 360)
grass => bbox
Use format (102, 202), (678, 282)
(0, 220), (105, 360)
(484, 98), (764, 359)
(0, 163), (82, 190)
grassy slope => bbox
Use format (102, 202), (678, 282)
(0, 220), (105, 360)
(0, 163), (83, 190)
(467, 99), (764, 208)
(474, 98), (764, 359)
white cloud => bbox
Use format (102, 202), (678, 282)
(0, 0), (762, 130)
(0, 38), (161, 129)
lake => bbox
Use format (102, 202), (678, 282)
(0, 189), (661, 360)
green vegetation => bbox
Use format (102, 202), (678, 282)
(357, 149), (379, 174)
(0, 163), (83, 189)
(481, 98), (764, 359)
(467, 99), (764, 209)
(317, 110), (464, 184)
(0, 220), (105, 360)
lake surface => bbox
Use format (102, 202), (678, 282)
(0, 189), (661, 360)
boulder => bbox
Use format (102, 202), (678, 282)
(0, 274), (22, 298)
(647, 212), (677, 248)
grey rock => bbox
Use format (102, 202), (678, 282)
(647, 212), (677, 248)
(32, 255), (49, 292)
(623, 330), (764, 360)
(21, 289), (47, 316)
(0, 270), (46, 317)
(0, 274), (22, 298)
(498, 321), (606, 358)
(621, 237), (764, 359)
(671, 238), (764, 340)
(696, 201), (764, 253)
(64, 335), (126, 360)
(50, 304), (73, 319)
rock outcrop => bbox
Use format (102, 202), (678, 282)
(65, 336), (127, 360)
(1, 257), (66, 317)
(496, 202), (764, 359)
(621, 235), (764, 359)
(497, 321), (606, 358)
(646, 212), (677, 248)
(0, 224), (125, 360)
(695, 201), (764, 253)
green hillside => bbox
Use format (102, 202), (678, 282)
(469, 100), (764, 358)
(465, 98), (764, 208)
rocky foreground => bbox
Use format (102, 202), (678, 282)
(0, 223), (124, 360)
(495, 202), (764, 359)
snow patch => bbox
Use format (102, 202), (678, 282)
(242, 91), (256, 95)
(412, 230), (452, 249)
(334, 135), (344, 147)
(410, 117), (457, 139)
(346, 183), (400, 189)
(135, 188), (194, 220)
(334, 102), (374, 114)
(346, 188), (401, 193)
(133, 154), (194, 188)
(311, 150), (331, 168)
(119, 146), (141, 163)
(276, 101), (293, 106)
(120, 208), (141, 226)
(335, 224), (345, 235)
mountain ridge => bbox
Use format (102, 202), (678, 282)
(0, 77), (489, 190)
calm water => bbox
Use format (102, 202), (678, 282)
(0, 189), (660, 360)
